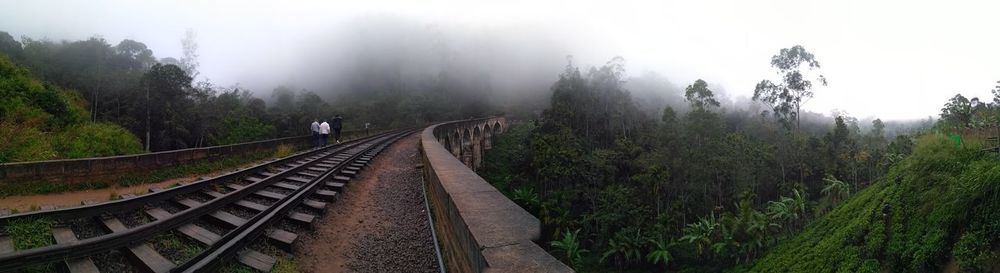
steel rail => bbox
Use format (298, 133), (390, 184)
(0, 133), (375, 227)
(179, 129), (416, 272)
(0, 130), (400, 271)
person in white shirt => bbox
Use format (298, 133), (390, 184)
(310, 119), (321, 147)
(319, 120), (331, 146)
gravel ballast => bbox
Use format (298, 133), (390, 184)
(297, 133), (440, 273)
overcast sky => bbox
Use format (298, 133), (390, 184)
(2, 0), (999, 120)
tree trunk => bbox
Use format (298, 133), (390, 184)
(145, 86), (151, 152)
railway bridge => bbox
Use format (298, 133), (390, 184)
(0, 117), (571, 273)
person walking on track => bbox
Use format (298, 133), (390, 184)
(319, 119), (331, 146)
(332, 115), (344, 144)
(310, 119), (321, 147)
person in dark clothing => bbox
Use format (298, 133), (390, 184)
(332, 115), (343, 144)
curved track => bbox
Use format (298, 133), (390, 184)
(0, 129), (415, 273)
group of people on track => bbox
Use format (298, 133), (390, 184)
(311, 115), (344, 147)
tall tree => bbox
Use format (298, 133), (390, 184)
(0, 31), (22, 60)
(140, 63), (193, 151)
(684, 79), (720, 111)
(940, 94), (971, 129)
(180, 28), (200, 78)
(752, 45), (827, 130)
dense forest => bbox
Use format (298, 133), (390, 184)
(0, 27), (524, 160)
(0, 30), (303, 156)
(480, 46), (1000, 272)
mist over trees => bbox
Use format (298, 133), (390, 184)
(0, 31), (299, 152)
(480, 46), (933, 271)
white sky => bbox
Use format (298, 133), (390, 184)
(2, 0), (999, 120)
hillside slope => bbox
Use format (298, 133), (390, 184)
(0, 55), (142, 162)
(739, 135), (1000, 273)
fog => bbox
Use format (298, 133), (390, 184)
(3, 0), (1000, 120)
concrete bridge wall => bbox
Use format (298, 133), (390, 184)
(0, 129), (378, 185)
(420, 117), (573, 273)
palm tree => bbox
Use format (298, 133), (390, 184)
(710, 224), (738, 259)
(766, 198), (797, 233)
(821, 174), (851, 204)
(681, 213), (720, 257)
(742, 209), (772, 262)
(601, 228), (644, 267)
(646, 236), (675, 269)
(550, 228), (588, 269)
(767, 190), (809, 233)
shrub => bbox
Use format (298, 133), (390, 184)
(273, 144), (294, 158)
(54, 122), (143, 158)
(0, 54), (141, 162)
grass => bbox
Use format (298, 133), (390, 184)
(273, 144), (295, 158)
(5, 217), (53, 250)
(152, 232), (203, 263)
(273, 255), (300, 273)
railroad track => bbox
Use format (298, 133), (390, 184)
(0, 129), (415, 273)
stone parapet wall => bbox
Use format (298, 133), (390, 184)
(420, 117), (573, 273)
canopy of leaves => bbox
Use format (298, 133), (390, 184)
(753, 45), (827, 129)
(0, 54), (141, 162)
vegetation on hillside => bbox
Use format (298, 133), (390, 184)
(0, 54), (141, 162)
(481, 41), (1000, 271)
(0, 29), (521, 155)
(480, 46), (928, 272)
(739, 135), (1000, 272)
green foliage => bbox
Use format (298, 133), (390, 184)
(273, 255), (301, 273)
(152, 232), (203, 262)
(54, 123), (144, 158)
(212, 109), (276, 145)
(646, 236), (675, 268)
(601, 227), (646, 267)
(0, 54), (141, 162)
(6, 218), (53, 250)
(820, 174), (850, 204)
(550, 228), (589, 269)
(684, 79), (720, 110)
(681, 213), (721, 257)
(753, 45), (826, 129)
(511, 186), (541, 213)
(741, 135), (1000, 272)
(480, 53), (909, 272)
(939, 93), (972, 129)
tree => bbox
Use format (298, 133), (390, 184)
(180, 28), (200, 78)
(753, 45), (827, 130)
(820, 174), (850, 204)
(682, 213), (720, 257)
(991, 80), (1000, 105)
(140, 63), (193, 151)
(0, 31), (22, 60)
(871, 119), (885, 139)
(550, 228), (588, 269)
(939, 93), (971, 129)
(646, 236), (675, 269)
(685, 79), (720, 111)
